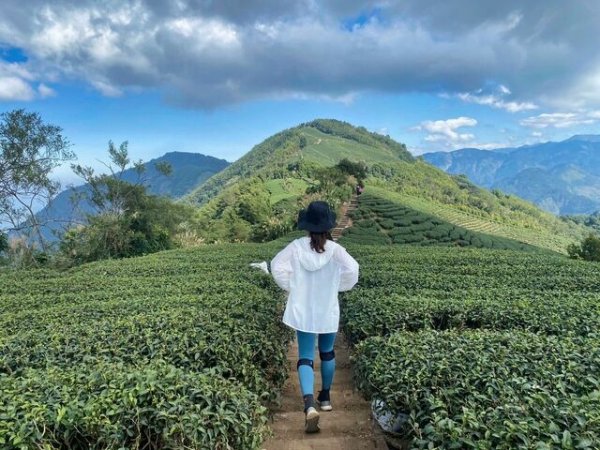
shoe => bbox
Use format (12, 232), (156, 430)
(304, 406), (320, 433)
(317, 390), (333, 411)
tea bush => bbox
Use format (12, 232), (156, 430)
(342, 244), (600, 449)
(340, 193), (534, 250)
(354, 330), (600, 449)
(0, 243), (292, 449)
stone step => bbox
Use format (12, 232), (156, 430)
(269, 409), (373, 436)
(277, 388), (370, 411)
(262, 435), (384, 450)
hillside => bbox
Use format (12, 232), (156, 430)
(423, 136), (600, 215)
(185, 119), (413, 206)
(185, 119), (589, 253)
(364, 160), (589, 252)
(340, 191), (536, 251)
(34, 152), (229, 242)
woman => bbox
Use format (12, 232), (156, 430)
(271, 201), (359, 433)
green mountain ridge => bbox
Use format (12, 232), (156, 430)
(185, 119), (412, 206)
(185, 119), (589, 253)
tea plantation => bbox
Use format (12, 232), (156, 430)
(341, 192), (535, 250)
(0, 243), (292, 449)
(2, 236), (599, 449)
(341, 245), (600, 449)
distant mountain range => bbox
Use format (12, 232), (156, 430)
(34, 152), (229, 241)
(422, 135), (600, 215)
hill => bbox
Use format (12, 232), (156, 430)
(422, 135), (600, 215)
(185, 119), (589, 253)
(185, 119), (412, 206)
(33, 152), (229, 242)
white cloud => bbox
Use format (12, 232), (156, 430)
(38, 83), (56, 98)
(455, 85), (538, 112)
(91, 80), (122, 97)
(0, 1), (599, 108)
(520, 111), (599, 129)
(0, 75), (35, 100)
(0, 61), (58, 101)
(414, 117), (479, 148)
(417, 116), (478, 143)
(498, 84), (511, 95)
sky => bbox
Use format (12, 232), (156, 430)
(1, 0), (600, 186)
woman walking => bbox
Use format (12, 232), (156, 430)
(271, 201), (359, 433)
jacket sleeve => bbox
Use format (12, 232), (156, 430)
(335, 246), (359, 292)
(271, 243), (294, 291)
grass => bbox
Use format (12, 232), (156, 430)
(265, 178), (309, 205)
(299, 127), (405, 166)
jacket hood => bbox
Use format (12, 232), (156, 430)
(294, 237), (336, 271)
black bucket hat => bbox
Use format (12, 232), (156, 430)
(297, 201), (337, 232)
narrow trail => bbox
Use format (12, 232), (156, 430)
(263, 194), (387, 450)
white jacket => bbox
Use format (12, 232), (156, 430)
(271, 237), (359, 333)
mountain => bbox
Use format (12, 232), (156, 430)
(35, 152), (229, 242)
(185, 119), (413, 206)
(422, 135), (600, 215)
(186, 119), (589, 253)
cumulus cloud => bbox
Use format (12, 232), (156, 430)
(0, 61), (46, 101)
(0, 75), (35, 101)
(38, 83), (56, 98)
(0, 0), (599, 108)
(415, 117), (478, 144)
(520, 111), (599, 129)
(456, 90), (538, 112)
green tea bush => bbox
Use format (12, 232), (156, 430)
(354, 330), (600, 450)
(0, 362), (267, 450)
(340, 193), (533, 250)
(341, 245), (600, 449)
(342, 291), (600, 344)
(0, 243), (292, 449)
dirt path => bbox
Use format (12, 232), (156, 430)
(263, 195), (386, 450)
(262, 336), (387, 450)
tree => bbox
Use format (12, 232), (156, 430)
(61, 141), (192, 264)
(337, 158), (368, 182)
(0, 231), (7, 253)
(568, 234), (600, 262)
(0, 109), (74, 253)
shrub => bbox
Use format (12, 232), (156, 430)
(354, 330), (600, 450)
(0, 362), (268, 450)
(568, 234), (600, 262)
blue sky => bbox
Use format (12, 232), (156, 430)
(1, 1), (600, 186)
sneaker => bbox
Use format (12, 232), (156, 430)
(304, 406), (320, 433)
(317, 390), (333, 411)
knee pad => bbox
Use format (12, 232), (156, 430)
(319, 350), (335, 361)
(297, 358), (314, 370)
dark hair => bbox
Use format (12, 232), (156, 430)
(309, 231), (332, 253)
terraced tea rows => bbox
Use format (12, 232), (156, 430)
(341, 245), (600, 449)
(0, 244), (292, 449)
(365, 185), (581, 253)
(340, 192), (534, 250)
